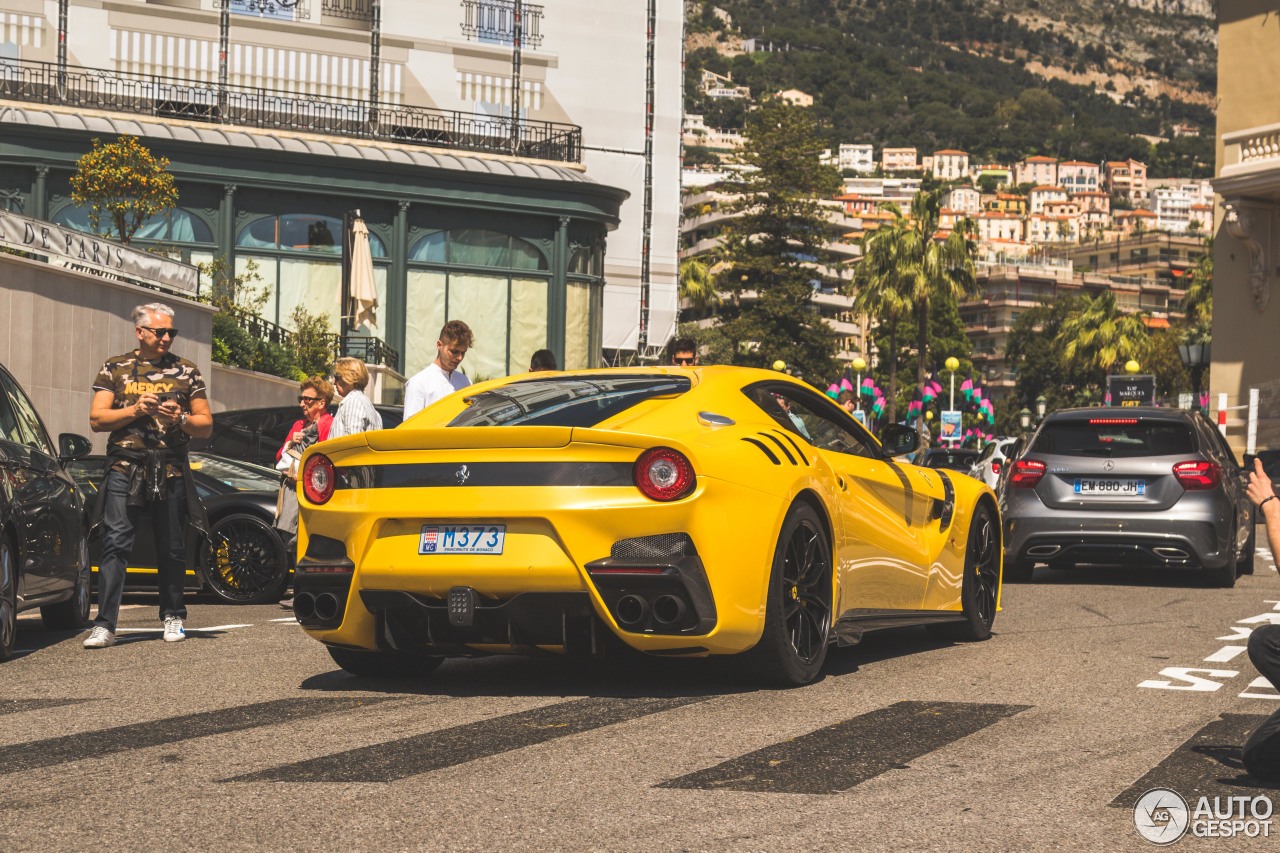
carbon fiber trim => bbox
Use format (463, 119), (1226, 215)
(334, 461), (634, 489)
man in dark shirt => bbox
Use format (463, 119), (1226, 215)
(83, 302), (213, 649)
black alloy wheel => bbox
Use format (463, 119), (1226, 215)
(204, 513), (290, 604)
(929, 503), (999, 642)
(327, 646), (445, 678)
(743, 502), (833, 687)
(1, 540), (17, 661)
(42, 538), (91, 630)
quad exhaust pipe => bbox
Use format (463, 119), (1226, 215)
(652, 594), (687, 625)
(293, 591), (341, 622)
(294, 592), (316, 619)
(615, 594), (650, 626)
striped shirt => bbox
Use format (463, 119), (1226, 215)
(328, 388), (383, 439)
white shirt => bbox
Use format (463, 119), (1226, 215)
(328, 388), (383, 439)
(403, 362), (471, 419)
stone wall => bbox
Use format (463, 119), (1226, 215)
(0, 252), (214, 453)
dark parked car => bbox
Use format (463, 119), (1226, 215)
(1000, 407), (1255, 586)
(0, 362), (93, 660)
(922, 446), (982, 473)
(188, 403), (403, 467)
(65, 452), (291, 604)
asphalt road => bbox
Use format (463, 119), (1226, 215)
(3, 552), (1279, 852)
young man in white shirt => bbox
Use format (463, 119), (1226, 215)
(403, 320), (474, 419)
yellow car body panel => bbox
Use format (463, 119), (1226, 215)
(295, 365), (1002, 670)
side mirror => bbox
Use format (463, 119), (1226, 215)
(880, 423), (920, 458)
(58, 433), (93, 461)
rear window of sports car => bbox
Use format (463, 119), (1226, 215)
(447, 375), (692, 428)
(1030, 421), (1195, 458)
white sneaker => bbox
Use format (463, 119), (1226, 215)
(83, 626), (115, 649)
(163, 617), (186, 643)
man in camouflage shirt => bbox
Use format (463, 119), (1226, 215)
(83, 303), (213, 649)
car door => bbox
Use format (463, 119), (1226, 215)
(0, 367), (80, 596)
(749, 384), (936, 613)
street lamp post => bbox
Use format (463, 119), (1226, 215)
(944, 356), (959, 412)
(1177, 342), (1211, 412)
(1019, 408), (1032, 433)
(1036, 394), (1047, 423)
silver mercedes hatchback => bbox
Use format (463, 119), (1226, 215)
(999, 406), (1255, 586)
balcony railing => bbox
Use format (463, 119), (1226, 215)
(321, 0), (373, 21)
(0, 58), (582, 163)
(228, 309), (401, 372)
(460, 0), (545, 48)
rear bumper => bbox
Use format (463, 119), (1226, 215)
(1004, 514), (1228, 569)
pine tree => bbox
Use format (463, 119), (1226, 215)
(713, 99), (844, 383)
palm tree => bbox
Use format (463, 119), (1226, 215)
(1055, 290), (1151, 392)
(857, 190), (977, 428)
(1182, 236), (1213, 332)
(678, 257), (720, 316)
(852, 208), (913, 423)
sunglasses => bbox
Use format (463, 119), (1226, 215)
(298, 396), (323, 405)
(673, 357), (695, 366)
(141, 326), (179, 339)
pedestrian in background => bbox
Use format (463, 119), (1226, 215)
(1243, 457), (1280, 781)
(274, 376), (333, 608)
(328, 357), (382, 439)
(668, 338), (698, 367)
(403, 320), (473, 418)
(277, 376), (334, 466)
(84, 302), (213, 649)
(529, 349), (557, 372)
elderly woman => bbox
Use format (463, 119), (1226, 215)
(328, 357), (383, 439)
(274, 375), (334, 558)
(277, 376), (335, 463)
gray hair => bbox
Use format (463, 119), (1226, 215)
(132, 303), (175, 327)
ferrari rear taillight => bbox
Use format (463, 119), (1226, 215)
(302, 453), (336, 504)
(633, 447), (695, 501)
(991, 460), (1001, 476)
(1173, 460), (1220, 490)
(1010, 458), (1046, 488)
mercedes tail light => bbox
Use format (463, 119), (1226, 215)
(633, 447), (695, 501)
(302, 453), (336, 504)
(1173, 460), (1220, 491)
(1010, 458), (1046, 488)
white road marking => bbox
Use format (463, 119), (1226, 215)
(269, 617), (298, 623)
(1240, 677), (1280, 700)
(1204, 645), (1249, 663)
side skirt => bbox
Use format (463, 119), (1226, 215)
(834, 608), (967, 647)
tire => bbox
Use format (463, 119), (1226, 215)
(1238, 518), (1258, 576)
(1003, 560), (1034, 583)
(203, 512), (290, 604)
(742, 502), (833, 687)
(928, 503), (999, 642)
(0, 540), (16, 662)
(327, 646), (444, 678)
(41, 539), (91, 630)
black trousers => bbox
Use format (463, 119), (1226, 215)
(1243, 623), (1280, 781)
(93, 469), (189, 632)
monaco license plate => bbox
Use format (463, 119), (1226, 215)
(1074, 478), (1145, 497)
(419, 524), (506, 555)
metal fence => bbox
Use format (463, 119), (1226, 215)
(227, 309), (400, 371)
(0, 58), (582, 163)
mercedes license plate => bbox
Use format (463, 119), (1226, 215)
(1074, 478), (1145, 497)
(419, 524), (506, 554)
